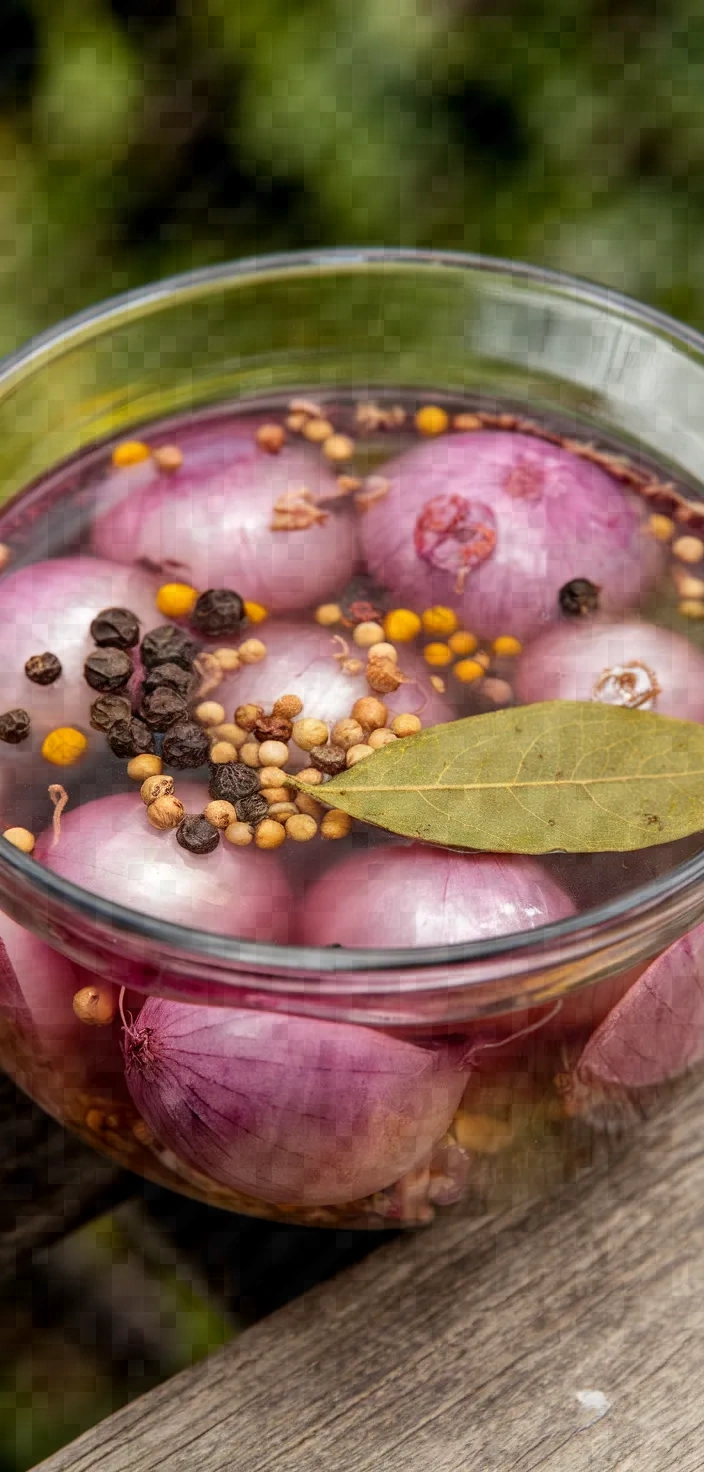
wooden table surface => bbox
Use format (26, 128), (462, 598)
(36, 1077), (704, 1472)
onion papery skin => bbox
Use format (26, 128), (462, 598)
(124, 1000), (472, 1205)
(35, 786), (294, 939)
(216, 621), (453, 766)
(91, 416), (359, 613)
(515, 619), (704, 721)
(360, 432), (661, 643)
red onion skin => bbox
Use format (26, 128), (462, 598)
(516, 619), (704, 721)
(124, 999), (472, 1205)
(35, 786), (294, 940)
(360, 433), (661, 642)
(91, 417), (359, 613)
(216, 621), (453, 765)
(570, 922), (704, 1093)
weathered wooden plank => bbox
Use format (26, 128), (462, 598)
(0, 1072), (130, 1282)
(35, 1077), (704, 1472)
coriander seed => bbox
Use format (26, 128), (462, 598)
(273, 694), (303, 720)
(195, 701), (226, 727)
(210, 740), (238, 764)
(368, 728), (397, 749)
(351, 696), (387, 730)
(3, 826), (35, 853)
(147, 795), (185, 829)
(0, 708), (31, 744)
(366, 655), (403, 693)
(177, 814), (220, 854)
(225, 821), (253, 847)
(258, 739), (289, 768)
(140, 774), (174, 805)
(254, 819), (286, 849)
(320, 810), (352, 839)
(72, 985), (116, 1026)
(127, 754), (163, 782)
(238, 638), (267, 665)
(25, 651), (62, 685)
(90, 607), (140, 649)
(346, 743), (374, 766)
(286, 814), (317, 841)
(331, 718), (364, 750)
(203, 800), (237, 828)
(292, 717), (329, 751)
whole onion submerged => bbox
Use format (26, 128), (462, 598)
(568, 922), (704, 1097)
(35, 787), (294, 938)
(123, 999), (473, 1204)
(216, 621), (453, 764)
(299, 844), (575, 948)
(516, 619), (704, 721)
(91, 416), (359, 612)
(360, 432), (660, 642)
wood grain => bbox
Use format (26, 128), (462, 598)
(0, 1072), (129, 1282)
(36, 1078), (704, 1472)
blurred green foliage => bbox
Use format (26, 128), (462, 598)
(3, 0), (704, 362)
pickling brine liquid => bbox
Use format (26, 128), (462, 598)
(0, 391), (702, 1227)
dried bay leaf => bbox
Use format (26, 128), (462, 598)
(292, 701), (704, 853)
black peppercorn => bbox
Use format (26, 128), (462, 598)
(141, 662), (195, 699)
(141, 625), (199, 671)
(558, 579), (601, 618)
(209, 761), (260, 803)
(24, 652), (62, 686)
(0, 708), (30, 744)
(90, 606), (140, 649)
(89, 693), (133, 732)
(308, 743), (347, 776)
(236, 793), (269, 825)
(107, 717), (155, 758)
(190, 588), (244, 638)
(84, 648), (133, 693)
(139, 687), (189, 730)
(162, 721), (210, 770)
(253, 713), (293, 743)
(176, 814), (221, 855)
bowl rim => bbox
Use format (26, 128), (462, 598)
(1, 244), (704, 994)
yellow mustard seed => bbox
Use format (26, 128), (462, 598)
(295, 792), (324, 820)
(195, 700), (226, 727)
(255, 423), (286, 454)
(41, 727), (88, 766)
(111, 440), (151, 468)
(421, 606), (458, 637)
(264, 786), (291, 805)
(346, 743), (374, 766)
(268, 800), (297, 819)
(254, 819), (286, 850)
(296, 766), (323, 785)
(259, 766), (290, 788)
(286, 813), (318, 842)
(243, 600), (269, 625)
(156, 582), (199, 619)
(367, 728), (397, 749)
(679, 599), (704, 619)
(240, 741), (261, 767)
(258, 739), (289, 768)
(203, 800), (237, 829)
(214, 723), (246, 747)
(353, 620), (385, 648)
(322, 433), (355, 463)
(302, 417), (334, 443)
(213, 647), (242, 672)
(648, 513), (675, 542)
(210, 740), (238, 764)
(454, 658), (486, 684)
(415, 405), (449, 436)
(390, 713), (421, 737)
(448, 630), (479, 656)
(239, 638), (267, 665)
(292, 718), (329, 751)
(367, 641), (397, 663)
(224, 821), (254, 847)
(153, 445), (184, 471)
(72, 984), (116, 1026)
(492, 635), (523, 658)
(3, 826), (35, 854)
(424, 642), (453, 668)
(383, 608), (421, 643)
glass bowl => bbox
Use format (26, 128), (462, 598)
(0, 248), (703, 1228)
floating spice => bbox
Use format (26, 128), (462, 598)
(141, 624), (198, 671)
(142, 662), (195, 699)
(558, 578), (601, 617)
(161, 721), (210, 769)
(209, 761), (260, 803)
(139, 687), (189, 729)
(24, 652), (62, 685)
(190, 588), (244, 638)
(235, 793), (269, 825)
(0, 708), (31, 744)
(90, 607), (140, 649)
(107, 717), (155, 759)
(84, 648), (133, 693)
(177, 814), (220, 854)
(89, 693), (132, 732)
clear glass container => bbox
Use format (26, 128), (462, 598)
(0, 249), (703, 1227)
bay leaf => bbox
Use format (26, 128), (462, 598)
(291, 701), (704, 853)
